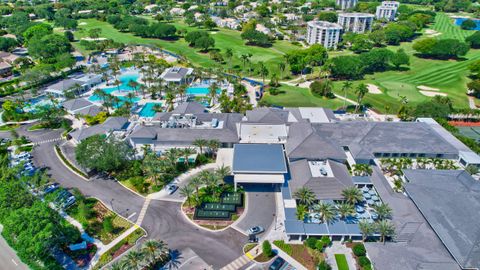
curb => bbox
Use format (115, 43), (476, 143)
(117, 180), (146, 198)
(54, 145), (90, 181)
(179, 200), (234, 233)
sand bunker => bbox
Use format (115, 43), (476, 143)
(81, 37), (107, 41)
(425, 29), (441, 37)
(79, 22), (87, 25)
(367, 84), (382, 94)
(420, 90), (447, 97)
(417, 85), (440, 91)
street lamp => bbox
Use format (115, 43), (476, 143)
(273, 213), (277, 230)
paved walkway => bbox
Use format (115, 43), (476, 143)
(469, 96), (478, 109)
(272, 241), (307, 270)
(221, 245), (261, 270)
(324, 242), (357, 270)
(242, 81), (259, 107)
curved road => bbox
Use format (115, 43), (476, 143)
(3, 123), (249, 269)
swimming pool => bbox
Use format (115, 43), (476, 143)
(455, 18), (480, 30)
(138, 102), (162, 117)
(88, 95), (140, 108)
(186, 87), (221, 96)
(103, 73), (141, 92)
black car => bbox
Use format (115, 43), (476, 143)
(269, 257), (285, 270)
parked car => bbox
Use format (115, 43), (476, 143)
(62, 196), (76, 209)
(247, 226), (265, 235)
(269, 257), (285, 270)
(44, 183), (60, 194)
(167, 184), (178, 195)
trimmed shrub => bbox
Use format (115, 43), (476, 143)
(321, 236), (331, 247)
(318, 260), (332, 270)
(315, 240), (326, 251)
(262, 240), (273, 257)
(304, 237), (317, 249)
(353, 243), (367, 257)
(359, 256), (371, 267)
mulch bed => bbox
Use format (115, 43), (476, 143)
(290, 245), (320, 270)
(449, 121), (480, 127)
(112, 243), (132, 259)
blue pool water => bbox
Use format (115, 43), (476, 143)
(186, 87), (220, 96)
(88, 95), (140, 108)
(102, 73), (141, 92)
(138, 102), (162, 117)
(454, 18), (480, 30)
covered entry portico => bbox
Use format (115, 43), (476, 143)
(232, 143), (288, 190)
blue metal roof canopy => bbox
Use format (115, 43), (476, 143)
(232, 143), (288, 174)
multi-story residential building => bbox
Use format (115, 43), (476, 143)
(338, 13), (375, 33)
(376, 1), (400, 21)
(306, 21), (343, 49)
(336, 0), (358, 10)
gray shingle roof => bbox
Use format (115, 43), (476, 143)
(289, 159), (353, 200)
(403, 169), (480, 269)
(286, 122), (346, 160)
(159, 67), (193, 81)
(245, 107), (290, 124)
(62, 98), (94, 111)
(171, 102), (207, 114)
(75, 105), (101, 117)
(69, 117), (129, 142)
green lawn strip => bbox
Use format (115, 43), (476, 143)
(0, 123), (19, 131)
(54, 145), (89, 178)
(335, 254), (350, 270)
(93, 227), (146, 270)
(262, 84), (345, 109)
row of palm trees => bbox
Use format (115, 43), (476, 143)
(179, 165), (231, 206)
(192, 139), (221, 157)
(108, 240), (169, 270)
(294, 186), (395, 243)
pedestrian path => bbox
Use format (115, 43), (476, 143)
(324, 242), (357, 270)
(33, 137), (62, 145)
(136, 198), (151, 226)
(221, 245), (261, 270)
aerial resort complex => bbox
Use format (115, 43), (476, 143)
(1, 0), (480, 270)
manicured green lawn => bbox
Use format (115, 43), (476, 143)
(262, 84), (345, 109)
(335, 254), (350, 270)
(73, 18), (299, 77)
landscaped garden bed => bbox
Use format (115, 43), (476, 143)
(67, 192), (133, 245)
(346, 242), (372, 270)
(93, 227), (146, 270)
(273, 239), (325, 270)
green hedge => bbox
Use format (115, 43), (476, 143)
(54, 145), (88, 178)
(273, 240), (293, 256)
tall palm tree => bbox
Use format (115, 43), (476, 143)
(142, 240), (167, 267)
(373, 203), (393, 220)
(355, 83), (368, 113)
(190, 176), (203, 201)
(165, 91), (175, 112)
(122, 250), (144, 270)
(293, 187), (316, 206)
(208, 82), (218, 106)
(193, 139), (208, 155)
(208, 140), (220, 158)
(128, 80), (139, 92)
(279, 62), (286, 79)
(358, 220), (374, 242)
(296, 204), (307, 220)
(215, 165), (231, 182)
(376, 220), (395, 243)
(258, 61), (269, 84)
(314, 201), (336, 223)
(181, 147), (197, 166)
(341, 187), (363, 205)
(180, 184), (195, 206)
(177, 84), (187, 102)
(126, 92), (136, 104)
(336, 202), (355, 219)
(225, 48), (233, 70)
(341, 81), (352, 110)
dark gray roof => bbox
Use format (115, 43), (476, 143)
(312, 122), (459, 158)
(245, 107), (290, 124)
(75, 105), (101, 117)
(289, 159), (353, 200)
(232, 144), (287, 173)
(69, 117), (129, 142)
(47, 78), (80, 92)
(160, 67), (192, 81)
(62, 98), (94, 111)
(403, 169), (480, 269)
(171, 102), (207, 114)
(286, 122), (346, 160)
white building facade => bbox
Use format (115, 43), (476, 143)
(306, 21), (342, 49)
(338, 13), (375, 33)
(336, 0), (358, 10)
(376, 1), (400, 21)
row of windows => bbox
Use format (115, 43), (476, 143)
(373, 152), (444, 158)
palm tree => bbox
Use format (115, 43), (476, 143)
(180, 184), (195, 206)
(139, 84), (147, 98)
(376, 220), (395, 243)
(108, 261), (122, 270)
(128, 79), (139, 92)
(355, 83), (368, 113)
(279, 62), (286, 79)
(191, 176), (203, 201)
(341, 187), (363, 205)
(126, 92), (136, 104)
(314, 201), (336, 223)
(181, 147), (196, 166)
(258, 61), (269, 84)
(336, 202), (355, 219)
(225, 48), (233, 70)
(122, 250), (144, 270)
(208, 140), (220, 158)
(358, 220), (374, 242)
(177, 84), (187, 102)
(341, 81), (352, 110)
(165, 91), (175, 112)
(240, 54), (250, 73)
(193, 139), (208, 155)
(293, 187), (316, 206)
(142, 240), (168, 267)
(215, 165), (231, 182)
(208, 82), (218, 106)
(296, 204), (307, 220)
(373, 203), (393, 220)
